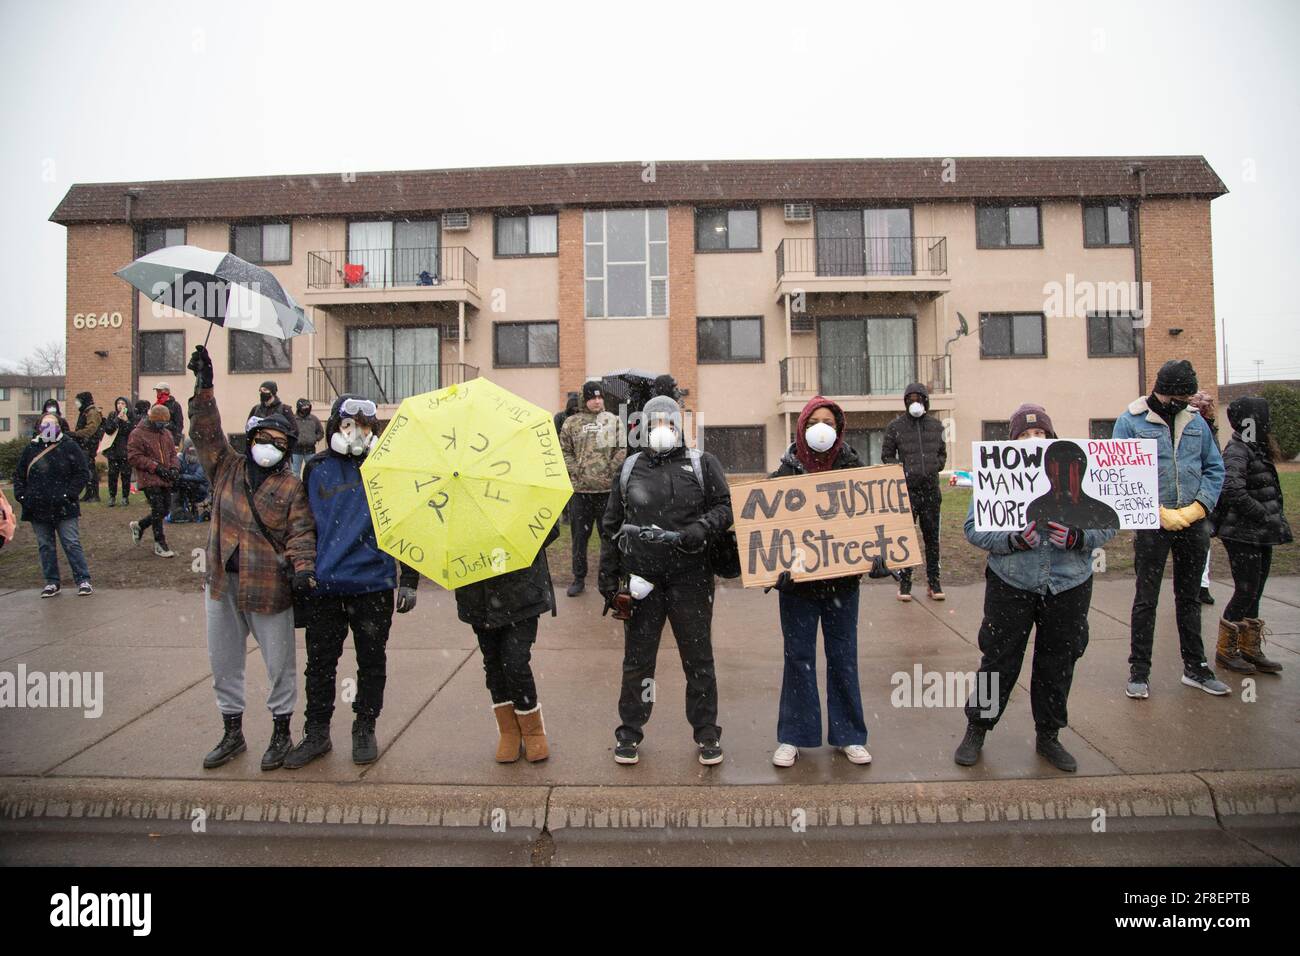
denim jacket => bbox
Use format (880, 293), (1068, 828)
(1111, 397), (1223, 511)
(964, 502), (1115, 595)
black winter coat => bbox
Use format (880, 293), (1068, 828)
(881, 413), (946, 487)
(1213, 435), (1293, 546)
(248, 400), (299, 441)
(601, 444), (733, 579)
(455, 522), (560, 630)
(771, 441), (867, 597)
(12, 438), (89, 524)
(101, 402), (136, 460)
(159, 396), (184, 445)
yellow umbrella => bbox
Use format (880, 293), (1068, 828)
(360, 377), (573, 589)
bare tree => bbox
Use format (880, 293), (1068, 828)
(11, 341), (66, 376)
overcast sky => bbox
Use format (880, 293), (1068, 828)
(1, 0), (1296, 383)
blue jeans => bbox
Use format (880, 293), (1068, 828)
(291, 453), (307, 478)
(32, 518), (91, 586)
(777, 587), (867, 748)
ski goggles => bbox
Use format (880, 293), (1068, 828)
(339, 398), (378, 418)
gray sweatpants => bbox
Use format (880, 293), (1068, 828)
(205, 576), (297, 717)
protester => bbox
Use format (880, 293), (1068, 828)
(186, 345), (316, 772)
(170, 439), (212, 522)
(560, 380), (625, 598)
(1114, 360), (1226, 698)
(40, 398), (71, 434)
(290, 398), (324, 477)
(284, 395), (419, 769)
(766, 397), (872, 768)
(127, 405), (180, 558)
(954, 405), (1116, 772)
(602, 395), (733, 766)
(1190, 391), (1219, 605)
(152, 382), (184, 446)
(70, 391), (105, 503)
(455, 520), (560, 764)
(12, 414), (93, 597)
(1211, 396), (1291, 675)
(882, 382), (946, 601)
(554, 391), (579, 437)
(101, 396), (135, 508)
(248, 380), (298, 443)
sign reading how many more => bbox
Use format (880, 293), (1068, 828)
(970, 438), (1160, 533)
(732, 464), (922, 589)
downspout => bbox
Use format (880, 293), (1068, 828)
(124, 189), (141, 403)
(1127, 163), (1147, 395)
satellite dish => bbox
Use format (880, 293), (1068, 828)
(956, 311), (970, 337)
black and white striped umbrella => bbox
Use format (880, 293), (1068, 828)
(115, 245), (314, 342)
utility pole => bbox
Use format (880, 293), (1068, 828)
(1255, 359), (1263, 381)
(1221, 316), (1229, 385)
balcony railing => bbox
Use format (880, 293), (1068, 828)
(306, 246), (478, 291)
(308, 358), (479, 405)
(779, 354), (950, 397)
(776, 236), (948, 281)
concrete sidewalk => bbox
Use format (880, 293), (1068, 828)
(1, 572), (1298, 840)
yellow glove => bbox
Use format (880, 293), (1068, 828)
(1159, 506), (1188, 532)
(1176, 502), (1207, 526)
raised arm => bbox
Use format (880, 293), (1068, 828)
(185, 346), (230, 479)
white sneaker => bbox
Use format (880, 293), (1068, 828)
(129, 521), (143, 545)
(772, 743), (798, 767)
(154, 542), (176, 558)
(842, 745), (872, 765)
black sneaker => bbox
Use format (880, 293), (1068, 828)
(77, 582), (93, 596)
(1181, 663), (1229, 696)
(40, 584), (60, 599)
(954, 724), (986, 766)
(1035, 733), (1078, 772)
(566, 580), (585, 597)
(698, 739), (723, 766)
(1198, 587), (1216, 606)
(614, 740), (640, 765)
(352, 717), (379, 765)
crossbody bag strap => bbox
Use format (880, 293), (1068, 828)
(25, 443), (60, 477)
(241, 472), (286, 558)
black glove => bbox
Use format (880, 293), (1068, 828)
(1047, 521), (1086, 551)
(868, 556), (897, 580)
(161, 466), (180, 482)
(187, 345), (215, 389)
(677, 522), (708, 552)
(292, 570), (316, 596)
(395, 586), (417, 613)
(764, 570), (796, 595)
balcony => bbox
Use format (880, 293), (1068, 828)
(307, 357), (479, 408)
(774, 236), (950, 302)
(778, 353), (952, 414)
(304, 246), (480, 308)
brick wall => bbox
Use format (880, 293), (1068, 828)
(667, 205), (697, 410)
(556, 207), (586, 405)
(1139, 198), (1218, 399)
(65, 224), (136, 417)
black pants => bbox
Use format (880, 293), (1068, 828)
(899, 480), (942, 589)
(302, 590), (394, 724)
(106, 458), (130, 500)
(83, 449), (100, 499)
(570, 491), (619, 592)
(1129, 523), (1210, 679)
(1222, 540), (1272, 622)
(475, 617), (539, 711)
(137, 487), (171, 543)
(617, 572), (720, 745)
(966, 569), (1092, 734)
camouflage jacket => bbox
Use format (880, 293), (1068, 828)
(560, 410), (626, 493)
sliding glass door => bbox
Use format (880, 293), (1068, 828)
(815, 208), (914, 276)
(346, 325), (441, 402)
(347, 220), (439, 288)
(817, 316), (916, 395)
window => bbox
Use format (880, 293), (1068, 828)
(138, 226), (186, 255)
(1083, 202), (1131, 247)
(0, 387), (9, 401)
(1087, 312), (1138, 356)
(980, 312), (1046, 358)
(495, 213), (558, 257)
(139, 331), (186, 373)
(982, 421), (1011, 441)
(976, 204), (1041, 248)
(0, 418), (9, 432)
(695, 208), (760, 252)
(701, 426), (766, 474)
(843, 427), (886, 465)
(1090, 419), (1118, 440)
(494, 322), (559, 368)
(697, 317), (763, 363)
(229, 329), (292, 373)
(584, 208), (668, 318)
(232, 222), (292, 264)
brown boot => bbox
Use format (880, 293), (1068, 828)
(1215, 619), (1256, 674)
(493, 702), (522, 763)
(1240, 619), (1283, 674)
(515, 705), (549, 762)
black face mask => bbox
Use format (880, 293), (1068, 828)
(260, 392), (273, 404)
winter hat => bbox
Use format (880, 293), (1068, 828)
(259, 380), (279, 396)
(581, 380), (603, 403)
(1154, 360), (1198, 397)
(295, 398), (313, 415)
(641, 395), (682, 444)
(1227, 397), (1270, 442)
(651, 374), (679, 399)
(794, 395), (845, 473)
(1008, 403), (1056, 440)
(246, 410), (294, 439)
(903, 382), (930, 411)
(148, 404), (171, 423)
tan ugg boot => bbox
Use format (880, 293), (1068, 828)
(493, 702), (522, 763)
(1215, 619), (1256, 674)
(1240, 619), (1283, 674)
(515, 705), (549, 762)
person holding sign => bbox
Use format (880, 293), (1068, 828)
(766, 397), (872, 768)
(1114, 360), (1226, 700)
(882, 383), (946, 602)
(602, 395), (733, 766)
(955, 405), (1116, 773)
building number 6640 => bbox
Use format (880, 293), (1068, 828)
(73, 312), (123, 330)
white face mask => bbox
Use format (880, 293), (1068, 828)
(250, 443), (285, 468)
(804, 421), (837, 453)
(908, 402), (926, 418)
(330, 420), (374, 456)
(648, 425), (678, 454)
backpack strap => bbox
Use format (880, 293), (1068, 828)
(686, 447), (705, 491)
(619, 451), (642, 497)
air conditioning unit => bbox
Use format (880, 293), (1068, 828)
(790, 315), (814, 333)
(783, 203), (813, 222)
(443, 211), (470, 231)
(442, 321), (471, 342)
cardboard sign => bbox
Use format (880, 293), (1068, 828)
(970, 438), (1159, 532)
(733, 464), (922, 589)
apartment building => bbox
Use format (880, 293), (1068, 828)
(0, 374), (66, 440)
(49, 157), (1226, 472)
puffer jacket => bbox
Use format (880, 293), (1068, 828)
(455, 522), (559, 630)
(127, 422), (179, 490)
(770, 439), (867, 598)
(12, 437), (88, 524)
(881, 382), (946, 486)
(1213, 398), (1292, 546)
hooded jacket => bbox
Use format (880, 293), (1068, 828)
(248, 383), (298, 442)
(127, 419), (179, 490)
(293, 407), (325, 454)
(70, 392), (105, 453)
(881, 382), (946, 487)
(101, 398), (135, 459)
(12, 436), (88, 524)
(154, 393), (184, 444)
(455, 521), (560, 630)
(1213, 398), (1293, 546)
